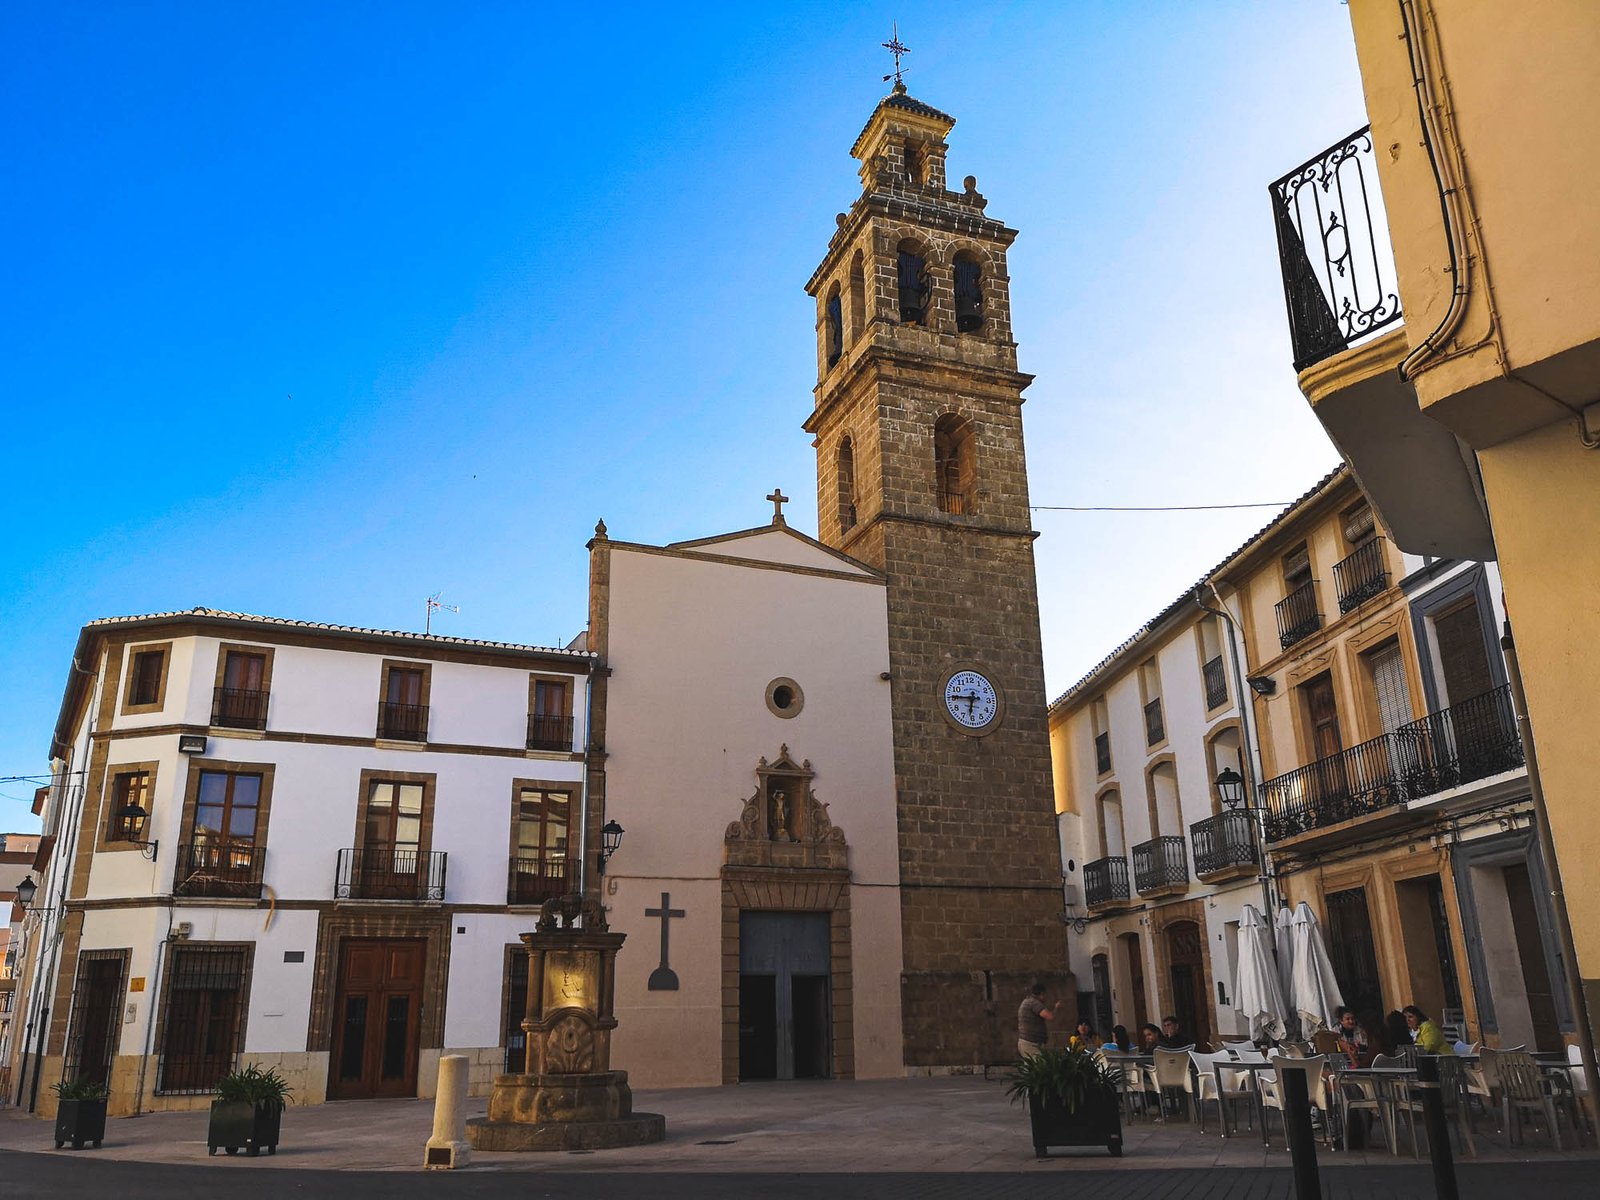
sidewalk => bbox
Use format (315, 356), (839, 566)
(2, 1074), (1595, 1175)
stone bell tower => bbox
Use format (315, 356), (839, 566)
(803, 83), (1069, 1067)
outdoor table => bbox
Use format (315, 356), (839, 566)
(1100, 1054), (1156, 1121)
(1214, 1059), (1278, 1144)
(1333, 1066), (1418, 1157)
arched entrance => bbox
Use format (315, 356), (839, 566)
(1165, 920), (1212, 1049)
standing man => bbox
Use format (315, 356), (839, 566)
(1017, 982), (1062, 1059)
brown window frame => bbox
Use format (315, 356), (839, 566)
(377, 659), (432, 742)
(508, 779), (574, 906)
(153, 941), (254, 1095)
(211, 643), (275, 730)
(120, 641), (173, 715)
(103, 766), (156, 849)
(176, 758), (276, 870)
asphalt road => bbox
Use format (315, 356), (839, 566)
(4, 1155), (1600, 1200)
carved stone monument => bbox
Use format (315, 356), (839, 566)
(465, 895), (665, 1151)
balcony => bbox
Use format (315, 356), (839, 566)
(1190, 810), (1259, 878)
(173, 841), (265, 899)
(335, 846), (447, 901)
(1333, 537), (1389, 613)
(1203, 655), (1228, 710)
(526, 712), (574, 752)
(508, 856), (569, 905)
(378, 702), (429, 742)
(211, 687), (268, 731)
(1132, 835), (1188, 895)
(1084, 856), (1130, 908)
(1269, 125), (1402, 373)
(1275, 581), (1323, 650)
(1094, 732), (1112, 776)
(937, 488), (969, 515)
(1261, 684), (1524, 843)
(1143, 699), (1165, 746)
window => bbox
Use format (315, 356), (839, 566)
(848, 251), (866, 341)
(527, 676), (573, 750)
(1091, 697), (1112, 776)
(1276, 543), (1321, 648)
(824, 286), (843, 368)
(157, 944), (251, 1093)
(122, 644), (170, 713)
(1147, 760), (1181, 837)
(1139, 659), (1164, 746)
(1199, 616), (1228, 710)
(903, 139), (924, 185)
(953, 252), (983, 333)
(896, 240), (929, 325)
(503, 950), (529, 1072)
(378, 661), (430, 741)
(175, 760), (273, 898)
(1342, 502), (1377, 549)
(933, 412), (974, 514)
(213, 647), (270, 730)
(194, 770), (262, 850)
(108, 770), (152, 843)
(1364, 640), (1413, 736)
(1431, 600), (1495, 707)
(1098, 790), (1125, 857)
(837, 437), (857, 533)
(340, 771), (439, 901)
(510, 787), (571, 904)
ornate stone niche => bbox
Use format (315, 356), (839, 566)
(724, 746), (847, 871)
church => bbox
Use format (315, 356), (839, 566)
(11, 82), (1068, 1115)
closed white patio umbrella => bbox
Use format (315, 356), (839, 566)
(1234, 904), (1287, 1042)
(1289, 900), (1344, 1034)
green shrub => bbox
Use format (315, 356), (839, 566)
(216, 1063), (293, 1114)
(50, 1077), (109, 1101)
(1005, 1046), (1120, 1114)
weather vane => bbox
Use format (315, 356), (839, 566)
(881, 23), (910, 88)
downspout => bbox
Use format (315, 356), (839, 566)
(575, 658), (595, 898)
(1500, 622), (1600, 1116)
(131, 908), (175, 1116)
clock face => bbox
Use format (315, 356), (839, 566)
(944, 670), (999, 729)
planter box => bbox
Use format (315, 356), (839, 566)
(1026, 1091), (1123, 1158)
(54, 1098), (107, 1150)
(207, 1099), (282, 1157)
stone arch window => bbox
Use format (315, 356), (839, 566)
(953, 251), (984, 334)
(904, 139), (925, 185)
(933, 412), (975, 514)
(837, 436), (857, 533)
(824, 284), (843, 368)
(848, 251), (866, 341)
(896, 239), (930, 326)
(1098, 789), (1125, 858)
(1204, 724), (1245, 814)
(1146, 759), (1181, 838)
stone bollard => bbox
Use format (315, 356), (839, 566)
(423, 1055), (472, 1170)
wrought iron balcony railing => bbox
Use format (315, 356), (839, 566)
(1190, 810), (1259, 876)
(1270, 125), (1402, 372)
(1275, 581), (1323, 650)
(1084, 855), (1130, 908)
(1203, 655), (1228, 711)
(1333, 537), (1390, 613)
(335, 846), (447, 901)
(1143, 699), (1165, 746)
(378, 701), (429, 742)
(1261, 684), (1523, 842)
(1132, 835), (1188, 893)
(936, 488), (970, 515)
(508, 855), (569, 905)
(1094, 732), (1112, 776)
(526, 713), (574, 752)
(211, 687), (268, 730)
(173, 841), (265, 899)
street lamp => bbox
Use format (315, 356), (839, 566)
(116, 802), (160, 862)
(14, 875), (37, 909)
(597, 820), (625, 875)
(1215, 766), (1247, 810)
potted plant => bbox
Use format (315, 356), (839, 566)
(52, 1077), (109, 1150)
(207, 1063), (291, 1157)
(1005, 1046), (1123, 1157)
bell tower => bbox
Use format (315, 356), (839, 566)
(804, 83), (1068, 1067)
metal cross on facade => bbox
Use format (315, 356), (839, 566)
(881, 23), (910, 87)
(645, 892), (685, 991)
(767, 487), (789, 524)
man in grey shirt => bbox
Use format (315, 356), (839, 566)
(1017, 981), (1063, 1059)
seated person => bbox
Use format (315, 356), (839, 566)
(1157, 1015), (1191, 1049)
(1139, 1023), (1164, 1053)
(1103, 1023), (1131, 1052)
(1403, 1005), (1452, 1054)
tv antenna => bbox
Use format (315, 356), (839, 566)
(425, 591), (460, 634)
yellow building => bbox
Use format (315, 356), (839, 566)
(1265, 2), (1600, 1053)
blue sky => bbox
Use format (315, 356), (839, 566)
(1, 2), (1365, 827)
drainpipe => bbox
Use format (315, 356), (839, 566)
(575, 658), (596, 899)
(1195, 585), (1278, 921)
(1500, 621), (1600, 1113)
(131, 908), (176, 1116)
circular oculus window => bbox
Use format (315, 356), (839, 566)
(765, 677), (804, 719)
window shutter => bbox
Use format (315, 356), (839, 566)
(1343, 505), (1376, 545)
(1369, 643), (1412, 734)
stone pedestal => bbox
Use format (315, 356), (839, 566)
(466, 895), (665, 1152)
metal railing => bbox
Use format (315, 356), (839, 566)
(1333, 537), (1389, 613)
(508, 856), (568, 905)
(211, 687), (268, 730)
(1261, 684), (1523, 842)
(1269, 125), (1402, 372)
(173, 841), (265, 899)
(526, 713), (574, 752)
(1190, 810), (1259, 876)
(1143, 699), (1165, 746)
(936, 488), (970, 515)
(1132, 835), (1188, 893)
(1094, 732), (1112, 776)
(335, 846), (447, 901)
(1275, 580), (1323, 650)
(378, 701), (429, 742)
(1203, 655), (1228, 710)
(1084, 855), (1130, 907)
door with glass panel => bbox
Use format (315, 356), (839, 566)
(511, 787), (569, 904)
(361, 780), (425, 900)
(328, 938), (424, 1099)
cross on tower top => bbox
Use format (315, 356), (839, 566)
(881, 23), (910, 91)
(767, 488), (790, 525)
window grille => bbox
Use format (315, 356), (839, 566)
(157, 944), (251, 1094)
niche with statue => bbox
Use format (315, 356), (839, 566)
(724, 746), (847, 870)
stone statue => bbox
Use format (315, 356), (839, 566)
(771, 790), (790, 841)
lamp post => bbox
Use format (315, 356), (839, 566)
(116, 803), (160, 862)
(596, 820), (624, 876)
(14, 875), (37, 909)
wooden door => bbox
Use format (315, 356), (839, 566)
(329, 938), (425, 1099)
(1165, 921), (1211, 1049)
(1124, 933), (1148, 1035)
(737, 912), (831, 1081)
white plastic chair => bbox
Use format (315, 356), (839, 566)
(1260, 1054), (1335, 1149)
(1223, 1039), (1257, 1058)
(1191, 1048), (1255, 1134)
(1150, 1048), (1194, 1122)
